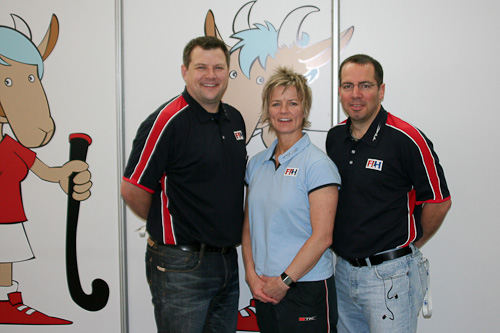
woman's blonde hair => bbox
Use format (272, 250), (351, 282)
(261, 66), (312, 133)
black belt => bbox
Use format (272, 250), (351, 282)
(148, 237), (235, 254)
(344, 247), (412, 267)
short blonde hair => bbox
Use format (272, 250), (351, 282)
(261, 67), (312, 133)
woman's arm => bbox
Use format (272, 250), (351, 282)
(241, 190), (275, 303)
(262, 185), (338, 303)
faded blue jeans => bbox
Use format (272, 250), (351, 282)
(146, 242), (239, 333)
(335, 245), (428, 333)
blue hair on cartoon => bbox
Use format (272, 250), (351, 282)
(0, 27), (44, 79)
(230, 22), (279, 79)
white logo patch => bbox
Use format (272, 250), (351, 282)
(234, 130), (244, 141)
(366, 158), (383, 171)
(284, 168), (299, 177)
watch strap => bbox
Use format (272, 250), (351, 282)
(280, 272), (296, 287)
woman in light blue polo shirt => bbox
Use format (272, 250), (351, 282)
(242, 67), (341, 332)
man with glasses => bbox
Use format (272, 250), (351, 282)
(326, 54), (451, 333)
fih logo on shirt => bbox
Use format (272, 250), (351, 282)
(284, 168), (299, 177)
(234, 130), (244, 141)
(366, 158), (383, 171)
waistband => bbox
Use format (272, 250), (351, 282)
(147, 237), (236, 254)
(343, 246), (412, 267)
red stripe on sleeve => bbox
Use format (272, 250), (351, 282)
(160, 174), (176, 245)
(130, 96), (188, 184)
(386, 114), (444, 201)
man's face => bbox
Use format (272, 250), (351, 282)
(182, 46), (229, 113)
(339, 63), (385, 124)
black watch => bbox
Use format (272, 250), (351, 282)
(280, 272), (296, 287)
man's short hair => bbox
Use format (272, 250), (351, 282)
(339, 54), (384, 86)
(183, 36), (230, 68)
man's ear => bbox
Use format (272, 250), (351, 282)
(181, 64), (187, 80)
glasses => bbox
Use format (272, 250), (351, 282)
(340, 83), (378, 92)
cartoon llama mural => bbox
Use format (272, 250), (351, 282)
(0, 14), (96, 325)
(205, 0), (354, 148)
(204, 2), (354, 331)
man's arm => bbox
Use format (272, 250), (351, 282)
(120, 180), (152, 221)
(414, 199), (452, 248)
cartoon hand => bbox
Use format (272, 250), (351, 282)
(59, 160), (92, 201)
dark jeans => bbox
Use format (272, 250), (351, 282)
(146, 243), (239, 333)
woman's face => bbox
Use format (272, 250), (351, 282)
(268, 85), (304, 137)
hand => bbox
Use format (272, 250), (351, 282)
(59, 160), (92, 201)
(261, 276), (289, 304)
(246, 274), (275, 304)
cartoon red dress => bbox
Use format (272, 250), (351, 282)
(0, 135), (71, 325)
(0, 134), (36, 224)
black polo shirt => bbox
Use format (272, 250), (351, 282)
(326, 107), (450, 259)
(123, 88), (247, 247)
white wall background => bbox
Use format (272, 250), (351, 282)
(341, 1), (500, 332)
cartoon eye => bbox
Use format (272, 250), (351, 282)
(229, 70), (237, 79)
(256, 76), (265, 85)
(4, 78), (12, 87)
(28, 74), (35, 83)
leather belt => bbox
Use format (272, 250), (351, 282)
(344, 247), (412, 267)
(148, 237), (235, 254)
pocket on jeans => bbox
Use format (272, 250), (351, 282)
(373, 259), (411, 298)
(373, 258), (409, 280)
(155, 248), (201, 273)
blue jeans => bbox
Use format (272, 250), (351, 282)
(335, 246), (428, 333)
(146, 243), (239, 333)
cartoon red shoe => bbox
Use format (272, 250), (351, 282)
(237, 298), (259, 332)
(0, 291), (72, 325)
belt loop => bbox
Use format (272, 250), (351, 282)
(409, 243), (417, 255)
(199, 243), (206, 258)
(365, 257), (372, 268)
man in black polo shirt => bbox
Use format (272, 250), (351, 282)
(326, 54), (451, 333)
(121, 36), (246, 333)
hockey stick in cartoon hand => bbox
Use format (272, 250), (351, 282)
(66, 133), (109, 311)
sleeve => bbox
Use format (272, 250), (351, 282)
(402, 129), (450, 204)
(123, 108), (174, 193)
(245, 154), (258, 187)
(306, 154), (341, 194)
(15, 140), (37, 168)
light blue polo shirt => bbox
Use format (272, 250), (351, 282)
(245, 133), (341, 281)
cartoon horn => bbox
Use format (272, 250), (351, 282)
(66, 133), (109, 311)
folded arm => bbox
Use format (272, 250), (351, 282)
(414, 199), (452, 248)
(120, 180), (152, 221)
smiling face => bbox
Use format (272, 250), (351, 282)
(181, 46), (229, 114)
(268, 85), (304, 140)
(339, 62), (385, 126)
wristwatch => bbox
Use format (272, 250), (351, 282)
(280, 272), (296, 287)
